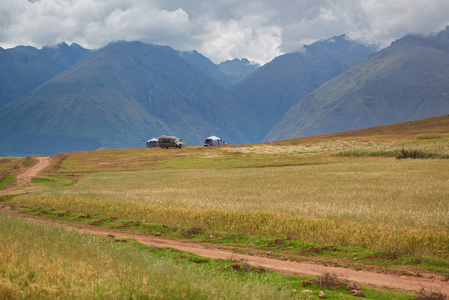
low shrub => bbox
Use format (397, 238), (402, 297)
(396, 149), (435, 159)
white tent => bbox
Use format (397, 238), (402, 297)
(146, 138), (159, 148)
(204, 136), (223, 146)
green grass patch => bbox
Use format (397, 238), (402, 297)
(337, 150), (399, 157)
(0, 175), (16, 189)
(417, 133), (449, 140)
(58, 159), (78, 170)
(31, 177), (56, 184)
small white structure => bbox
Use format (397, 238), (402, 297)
(204, 136), (223, 146)
(146, 138), (159, 148)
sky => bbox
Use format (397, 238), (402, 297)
(1, 0), (449, 65)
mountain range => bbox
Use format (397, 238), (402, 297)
(0, 42), (91, 108)
(265, 27), (449, 141)
(232, 35), (376, 141)
(0, 42), (259, 156)
(1, 27), (449, 156)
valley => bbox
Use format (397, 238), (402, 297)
(2, 3), (449, 299)
(1, 116), (449, 299)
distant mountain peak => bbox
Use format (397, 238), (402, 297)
(40, 42), (88, 50)
(220, 57), (259, 67)
(302, 34), (378, 55)
(178, 49), (200, 56)
(0, 42), (92, 109)
(218, 58), (260, 82)
(232, 35), (376, 141)
(324, 34), (349, 42)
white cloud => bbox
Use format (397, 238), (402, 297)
(1, 0), (449, 64)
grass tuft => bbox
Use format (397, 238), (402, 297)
(416, 287), (447, 300)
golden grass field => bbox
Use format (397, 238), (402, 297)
(1, 212), (305, 299)
(2, 115), (449, 299)
(7, 115), (449, 258)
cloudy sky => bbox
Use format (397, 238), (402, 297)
(1, 0), (449, 65)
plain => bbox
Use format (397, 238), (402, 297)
(1, 115), (449, 299)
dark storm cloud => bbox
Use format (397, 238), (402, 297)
(1, 0), (448, 64)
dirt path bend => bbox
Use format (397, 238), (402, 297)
(74, 227), (448, 295)
(0, 156), (52, 196)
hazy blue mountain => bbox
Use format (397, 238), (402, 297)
(218, 58), (260, 86)
(0, 41), (258, 156)
(265, 27), (449, 141)
(0, 43), (91, 108)
(231, 35), (376, 141)
(177, 50), (234, 89)
(178, 51), (260, 89)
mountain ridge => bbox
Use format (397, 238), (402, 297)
(0, 41), (258, 156)
(231, 35), (376, 141)
(2, 30), (449, 156)
(265, 28), (449, 141)
(0, 43), (91, 108)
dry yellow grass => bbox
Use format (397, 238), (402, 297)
(0, 158), (21, 174)
(13, 158), (449, 256)
(9, 116), (449, 257)
(0, 213), (297, 299)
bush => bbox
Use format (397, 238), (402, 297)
(396, 149), (435, 159)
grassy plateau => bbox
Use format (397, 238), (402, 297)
(1, 115), (449, 299)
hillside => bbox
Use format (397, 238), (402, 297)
(0, 43), (91, 108)
(0, 42), (258, 156)
(179, 52), (260, 90)
(232, 35), (376, 141)
(177, 50), (235, 89)
(266, 27), (449, 141)
(271, 114), (449, 145)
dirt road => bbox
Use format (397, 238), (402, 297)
(9, 208), (449, 296)
(2, 156), (448, 296)
(0, 156), (52, 196)
(76, 227), (448, 295)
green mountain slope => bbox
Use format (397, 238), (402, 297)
(0, 42), (257, 156)
(265, 28), (449, 141)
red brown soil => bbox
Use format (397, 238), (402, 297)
(2, 156), (449, 296)
(276, 114), (449, 143)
